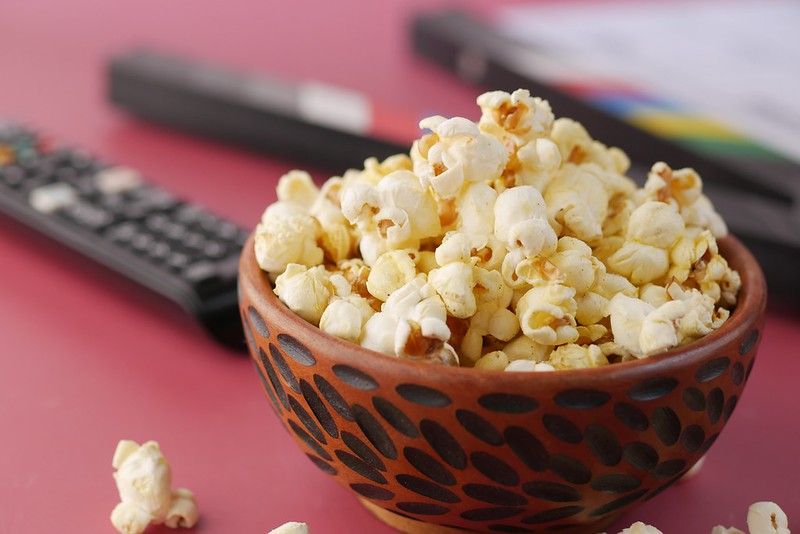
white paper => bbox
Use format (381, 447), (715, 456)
(498, 0), (800, 161)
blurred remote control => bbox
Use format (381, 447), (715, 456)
(0, 121), (248, 347)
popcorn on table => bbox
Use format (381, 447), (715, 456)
(269, 522), (309, 534)
(254, 89), (740, 370)
(110, 440), (198, 534)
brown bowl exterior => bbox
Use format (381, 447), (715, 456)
(238, 235), (766, 533)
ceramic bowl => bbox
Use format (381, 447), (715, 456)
(238, 235), (766, 534)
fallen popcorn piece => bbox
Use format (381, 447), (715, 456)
(747, 502), (790, 534)
(110, 440), (198, 534)
(711, 526), (745, 534)
(680, 456), (705, 482)
(618, 522), (663, 534)
(269, 521), (310, 534)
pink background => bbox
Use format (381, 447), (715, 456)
(1, 0), (798, 532)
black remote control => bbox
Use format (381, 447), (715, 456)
(0, 121), (248, 347)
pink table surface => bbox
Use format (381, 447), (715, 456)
(1, 1), (798, 532)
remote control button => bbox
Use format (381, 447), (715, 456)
(167, 252), (189, 270)
(60, 201), (114, 229)
(29, 182), (77, 213)
(55, 166), (79, 183)
(145, 214), (169, 231)
(148, 241), (171, 260)
(185, 232), (206, 249)
(182, 261), (217, 283)
(131, 187), (178, 211)
(105, 222), (138, 242)
(0, 165), (25, 188)
(175, 204), (207, 223)
(95, 166), (143, 195)
(131, 233), (155, 252)
(202, 242), (226, 259)
(164, 222), (187, 241)
(216, 221), (239, 240)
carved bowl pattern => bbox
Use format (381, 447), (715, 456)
(238, 236), (766, 533)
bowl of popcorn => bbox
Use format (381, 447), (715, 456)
(238, 89), (766, 534)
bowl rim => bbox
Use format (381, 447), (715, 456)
(240, 233), (766, 384)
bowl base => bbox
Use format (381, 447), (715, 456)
(358, 498), (620, 533)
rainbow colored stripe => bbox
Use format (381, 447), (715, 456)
(554, 81), (788, 163)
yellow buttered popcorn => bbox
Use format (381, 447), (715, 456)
(549, 343), (608, 369)
(254, 88), (739, 369)
(607, 201), (685, 285)
(274, 264), (333, 325)
(516, 284), (579, 346)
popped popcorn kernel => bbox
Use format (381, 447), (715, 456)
(544, 164), (609, 243)
(505, 359), (556, 372)
(367, 249), (417, 302)
(618, 522), (663, 534)
(253, 88), (741, 370)
(269, 522), (310, 534)
(277, 170), (319, 209)
(477, 89), (555, 142)
(747, 501), (790, 534)
(319, 294), (375, 343)
(549, 343), (608, 369)
(274, 264), (333, 325)
(428, 261), (477, 319)
(516, 284), (579, 346)
(110, 440), (198, 534)
(412, 115), (507, 199)
(474, 350), (509, 370)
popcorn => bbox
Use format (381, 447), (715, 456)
(498, 137), (562, 191)
(494, 185), (557, 257)
(608, 294), (654, 357)
(643, 162), (727, 237)
(454, 182), (498, 236)
(274, 264), (333, 325)
(503, 335), (552, 362)
(544, 164), (609, 243)
(110, 440), (198, 534)
(610, 285), (725, 357)
(367, 250), (417, 301)
(340, 170), (440, 258)
(516, 284), (579, 346)
(277, 170), (319, 209)
(253, 88), (741, 370)
(255, 204), (323, 275)
(412, 115), (507, 199)
(549, 343), (608, 369)
(361, 276), (456, 364)
(747, 502), (790, 534)
(710, 527), (745, 534)
(477, 89), (555, 143)
(474, 350), (509, 370)
(607, 201), (685, 285)
(551, 118), (629, 173)
(269, 522), (310, 534)
(428, 262), (477, 319)
(618, 522), (663, 534)
(319, 294), (375, 343)
(505, 359), (556, 372)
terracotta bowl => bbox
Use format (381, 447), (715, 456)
(238, 235), (766, 534)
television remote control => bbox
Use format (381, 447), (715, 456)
(0, 120), (249, 347)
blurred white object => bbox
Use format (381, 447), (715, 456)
(269, 522), (309, 534)
(498, 0), (800, 162)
